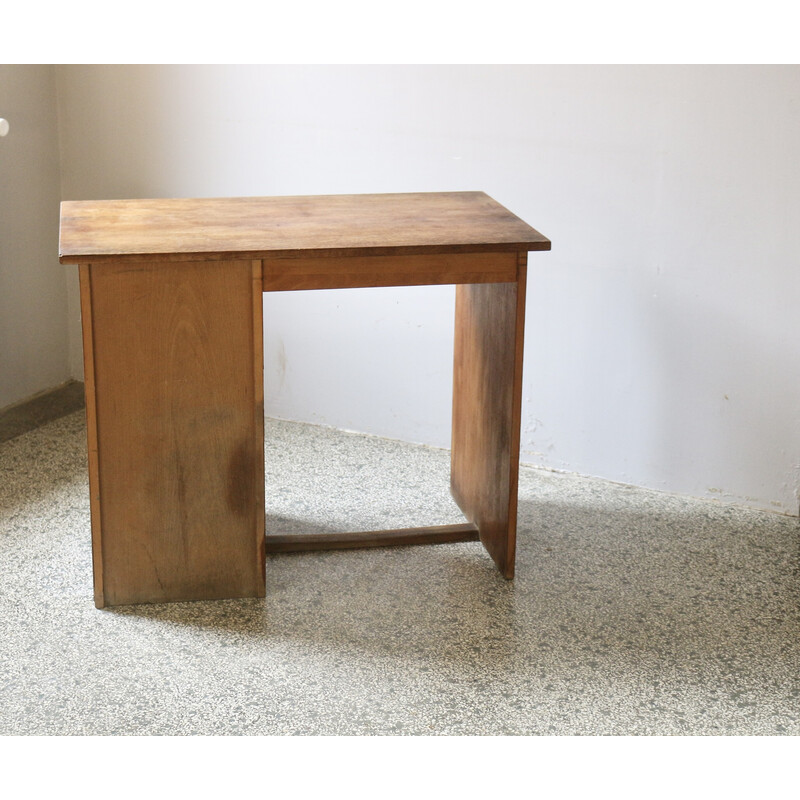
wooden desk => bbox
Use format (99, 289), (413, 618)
(59, 192), (550, 607)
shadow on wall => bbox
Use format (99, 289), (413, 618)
(649, 278), (800, 515)
(522, 264), (800, 517)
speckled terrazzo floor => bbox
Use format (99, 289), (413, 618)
(1, 411), (799, 735)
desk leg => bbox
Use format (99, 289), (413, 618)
(451, 253), (527, 578)
(80, 259), (265, 607)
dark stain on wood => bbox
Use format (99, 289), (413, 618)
(227, 438), (257, 518)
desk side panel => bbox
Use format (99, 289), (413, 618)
(79, 265), (105, 607)
(450, 254), (527, 578)
(85, 259), (265, 606)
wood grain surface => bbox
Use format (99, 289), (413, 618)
(59, 192), (551, 263)
(82, 259), (265, 606)
(64, 193), (548, 602)
(264, 524), (480, 553)
(262, 251), (517, 291)
(450, 253), (528, 578)
(78, 266), (104, 607)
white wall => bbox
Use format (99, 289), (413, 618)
(55, 65), (800, 515)
(0, 65), (70, 409)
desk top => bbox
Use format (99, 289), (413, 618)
(59, 191), (550, 264)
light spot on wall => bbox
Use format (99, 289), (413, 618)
(277, 338), (287, 389)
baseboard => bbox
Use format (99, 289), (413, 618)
(0, 380), (86, 443)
